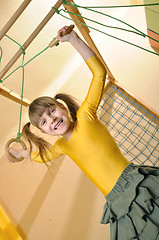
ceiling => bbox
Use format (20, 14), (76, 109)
(0, 0), (159, 158)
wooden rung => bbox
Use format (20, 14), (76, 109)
(0, 83), (30, 106)
(0, 0), (32, 41)
(0, 0), (63, 80)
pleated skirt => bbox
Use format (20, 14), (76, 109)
(101, 163), (159, 240)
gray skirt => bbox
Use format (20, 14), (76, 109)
(101, 163), (159, 240)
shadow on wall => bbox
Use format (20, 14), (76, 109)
(59, 174), (97, 240)
(15, 156), (103, 240)
(15, 159), (105, 240)
(16, 156), (65, 240)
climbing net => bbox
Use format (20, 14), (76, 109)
(97, 82), (159, 166)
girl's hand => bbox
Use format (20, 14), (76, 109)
(57, 25), (78, 43)
(5, 148), (29, 163)
(57, 25), (95, 61)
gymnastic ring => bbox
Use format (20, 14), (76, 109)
(5, 138), (27, 162)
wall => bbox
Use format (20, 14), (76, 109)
(0, 0), (159, 240)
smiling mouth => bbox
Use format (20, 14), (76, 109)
(54, 120), (63, 130)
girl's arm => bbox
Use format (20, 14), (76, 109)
(32, 140), (64, 163)
(6, 144), (63, 164)
(58, 26), (107, 117)
(57, 26), (94, 61)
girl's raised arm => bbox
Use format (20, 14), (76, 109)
(57, 26), (95, 61)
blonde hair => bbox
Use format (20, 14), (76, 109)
(22, 93), (79, 164)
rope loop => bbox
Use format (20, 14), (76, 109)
(17, 132), (22, 141)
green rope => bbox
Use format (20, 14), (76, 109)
(1, 35), (25, 141)
(0, 35), (25, 141)
(55, 9), (159, 56)
(5, 34), (25, 54)
(85, 7), (146, 37)
(62, 1), (159, 45)
(63, 1), (159, 9)
(1, 46), (49, 83)
(73, 6), (159, 44)
(62, 2), (159, 44)
(23, 46), (49, 67)
(0, 36), (50, 140)
(4, 35), (26, 141)
(17, 52), (25, 141)
(61, 8), (146, 37)
(1, 35), (26, 140)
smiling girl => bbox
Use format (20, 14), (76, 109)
(6, 26), (159, 239)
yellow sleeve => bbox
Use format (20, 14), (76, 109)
(32, 139), (63, 163)
(77, 55), (106, 119)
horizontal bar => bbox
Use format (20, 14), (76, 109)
(0, 0), (32, 41)
(0, 83), (30, 106)
(0, 0), (63, 80)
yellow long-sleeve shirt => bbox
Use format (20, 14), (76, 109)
(33, 55), (129, 195)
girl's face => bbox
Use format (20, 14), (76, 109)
(38, 104), (72, 137)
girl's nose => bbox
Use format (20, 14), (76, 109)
(51, 116), (57, 123)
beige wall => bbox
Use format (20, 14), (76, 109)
(0, 154), (109, 240)
(0, 0), (159, 239)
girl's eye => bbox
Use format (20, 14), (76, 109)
(41, 119), (46, 125)
(50, 109), (55, 114)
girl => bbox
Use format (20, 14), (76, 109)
(6, 26), (159, 239)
